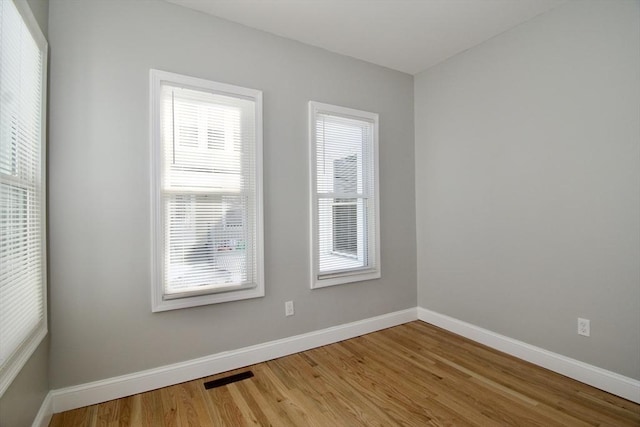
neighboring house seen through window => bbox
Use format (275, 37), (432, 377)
(333, 154), (358, 256)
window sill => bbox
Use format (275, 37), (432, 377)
(0, 323), (47, 397)
(312, 268), (380, 289)
(151, 283), (264, 312)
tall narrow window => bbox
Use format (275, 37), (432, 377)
(150, 70), (263, 311)
(309, 102), (380, 288)
(0, 0), (47, 396)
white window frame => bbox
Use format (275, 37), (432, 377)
(0, 0), (48, 397)
(150, 70), (264, 312)
(309, 101), (380, 289)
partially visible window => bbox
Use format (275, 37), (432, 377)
(309, 102), (380, 289)
(0, 0), (48, 397)
(150, 70), (264, 312)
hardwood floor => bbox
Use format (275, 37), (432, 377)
(49, 321), (640, 426)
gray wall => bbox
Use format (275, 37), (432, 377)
(47, 0), (416, 388)
(0, 2), (50, 426)
(0, 341), (49, 427)
(415, 0), (639, 379)
(26, 0), (47, 35)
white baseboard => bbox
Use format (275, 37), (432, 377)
(41, 305), (638, 419)
(50, 308), (417, 413)
(417, 307), (640, 404)
(31, 391), (52, 427)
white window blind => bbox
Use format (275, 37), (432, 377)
(309, 102), (380, 288)
(151, 70), (263, 311)
(0, 0), (47, 397)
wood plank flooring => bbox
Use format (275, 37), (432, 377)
(49, 321), (640, 426)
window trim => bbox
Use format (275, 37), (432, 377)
(0, 0), (48, 398)
(150, 70), (264, 312)
(309, 101), (380, 289)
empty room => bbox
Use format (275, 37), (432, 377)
(0, 0), (638, 425)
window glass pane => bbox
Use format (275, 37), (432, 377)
(164, 194), (249, 293)
(0, 183), (42, 364)
(317, 197), (367, 273)
(315, 114), (367, 195)
(161, 85), (251, 183)
(333, 200), (357, 255)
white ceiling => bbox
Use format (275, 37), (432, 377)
(166, 0), (566, 75)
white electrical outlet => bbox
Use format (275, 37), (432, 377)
(578, 318), (590, 337)
(285, 301), (295, 317)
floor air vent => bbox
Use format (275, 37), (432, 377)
(204, 371), (254, 390)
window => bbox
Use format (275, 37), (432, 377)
(0, 0), (47, 397)
(150, 70), (263, 311)
(309, 102), (380, 288)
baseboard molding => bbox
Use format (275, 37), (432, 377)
(31, 391), (52, 427)
(417, 307), (640, 403)
(42, 306), (638, 417)
(49, 308), (417, 413)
